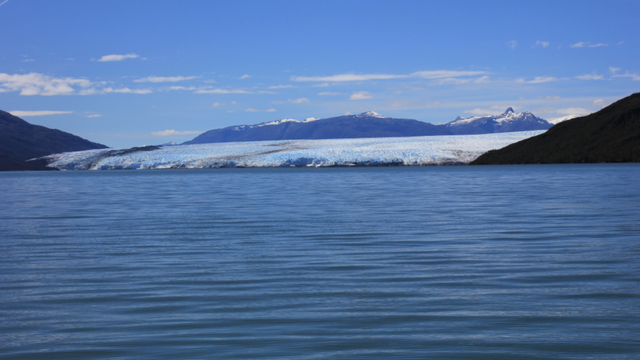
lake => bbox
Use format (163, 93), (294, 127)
(1, 164), (639, 359)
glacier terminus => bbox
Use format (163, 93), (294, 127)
(42, 131), (546, 170)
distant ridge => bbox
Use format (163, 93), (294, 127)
(471, 93), (640, 164)
(0, 110), (108, 171)
(185, 110), (552, 145)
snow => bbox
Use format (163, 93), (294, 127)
(44, 131), (545, 170)
(447, 108), (545, 126)
(355, 111), (391, 118)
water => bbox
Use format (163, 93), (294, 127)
(1, 165), (639, 359)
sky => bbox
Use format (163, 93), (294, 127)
(1, 0), (639, 148)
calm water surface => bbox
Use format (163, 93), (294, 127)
(1, 165), (639, 359)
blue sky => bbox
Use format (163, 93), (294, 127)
(1, 0), (638, 148)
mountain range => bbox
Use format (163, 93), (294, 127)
(0, 110), (107, 171)
(185, 109), (552, 145)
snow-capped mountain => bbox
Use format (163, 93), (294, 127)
(444, 108), (552, 135)
(184, 111), (448, 144)
(184, 109), (552, 145)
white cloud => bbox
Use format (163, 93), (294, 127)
(9, 110), (73, 117)
(474, 76), (490, 83)
(575, 73), (604, 80)
(506, 40), (518, 49)
(240, 74), (251, 79)
(463, 105), (520, 116)
(609, 67), (621, 74)
(195, 88), (250, 94)
(592, 99), (605, 107)
(555, 107), (592, 116)
(245, 108), (276, 112)
(612, 72), (640, 81)
(22, 59), (34, 63)
(389, 101), (442, 109)
(87, 114), (102, 118)
(134, 76), (198, 83)
(288, 98), (309, 104)
(103, 87), (152, 94)
(0, 0), (11, 7)
(432, 78), (471, 85)
(571, 42), (608, 48)
(350, 91), (372, 100)
(292, 70), (486, 82)
(0, 73), (92, 95)
(97, 53), (139, 62)
(535, 41), (549, 48)
(545, 95), (561, 100)
(268, 85), (293, 89)
(257, 90), (278, 94)
(313, 83), (330, 87)
(318, 92), (342, 96)
(212, 102), (221, 107)
(168, 86), (196, 91)
(515, 76), (560, 84)
(151, 130), (203, 136)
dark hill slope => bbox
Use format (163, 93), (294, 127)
(471, 93), (640, 164)
(0, 110), (108, 171)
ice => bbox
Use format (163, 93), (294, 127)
(43, 131), (545, 170)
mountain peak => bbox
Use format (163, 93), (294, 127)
(504, 107), (515, 114)
(357, 111), (391, 119)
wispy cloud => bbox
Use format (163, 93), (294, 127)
(212, 102), (221, 107)
(555, 107), (592, 116)
(515, 76), (560, 84)
(612, 72), (640, 81)
(318, 92), (343, 96)
(246, 108), (276, 112)
(134, 76), (198, 83)
(97, 53), (140, 62)
(0, 73), (92, 95)
(0, 0), (11, 7)
(350, 91), (372, 100)
(288, 98), (309, 104)
(389, 100), (442, 109)
(240, 74), (251, 79)
(575, 73), (604, 80)
(570, 42), (608, 48)
(292, 70), (486, 82)
(268, 85), (294, 89)
(535, 41), (549, 48)
(506, 40), (517, 49)
(102, 87), (152, 94)
(463, 105), (519, 116)
(151, 130), (203, 136)
(168, 86), (196, 91)
(87, 114), (102, 118)
(9, 110), (73, 117)
(195, 88), (251, 94)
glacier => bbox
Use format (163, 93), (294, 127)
(42, 131), (545, 170)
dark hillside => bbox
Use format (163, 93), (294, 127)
(0, 110), (108, 171)
(471, 93), (640, 164)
